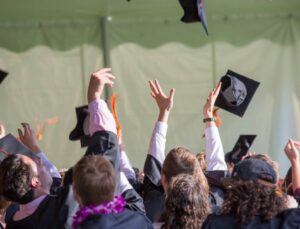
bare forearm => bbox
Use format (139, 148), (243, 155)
(158, 110), (170, 123)
(88, 84), (104, 103)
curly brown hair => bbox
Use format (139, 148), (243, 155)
(221, 179), (286, 224)
(162, 174), (211, 229)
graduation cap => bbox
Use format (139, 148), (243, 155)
(69, 105), (91, 147)
(0, 134), (39, 161)
(0, 70), (8, 84)
(225, 135), (256, 165)
(178, 0), (209, 35)
(215, 70), (260, 117)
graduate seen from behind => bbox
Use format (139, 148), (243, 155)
(72, 155), (152, 229)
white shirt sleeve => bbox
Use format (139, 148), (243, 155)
(37, 152), (61, 178)
(147, 121), (168, 165)
(119, 149), (136, 180)
(119, 171), (133, 194)
(205, 126), (227, 171)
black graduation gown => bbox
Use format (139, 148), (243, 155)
(143, 154), (227, 222)
(202, 209), (300, 229)
(86, 130), (145, 214)
(5, 186), (71, 229)
(75, 208), (153, 229)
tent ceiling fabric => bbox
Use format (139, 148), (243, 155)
(0, 0), (299, 20)
(0, 0), (299, 52)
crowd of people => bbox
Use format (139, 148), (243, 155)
(0, 67), (300, 229)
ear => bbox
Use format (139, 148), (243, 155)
(31, 177), (40, 188)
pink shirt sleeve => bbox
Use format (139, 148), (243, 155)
(88, 99), (117, 136)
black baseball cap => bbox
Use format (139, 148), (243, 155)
(232, 158), (277, 184)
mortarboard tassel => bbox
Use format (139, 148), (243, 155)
(110, 93), (122, 142)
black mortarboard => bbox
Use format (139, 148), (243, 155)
(215, 70), (260, 117)
(178, 0), (208, 35)
(0, 134), (39, 161)
(0, 70), (8, 84)
(225, 135), (256, 164)
(69, 105), (91, 147)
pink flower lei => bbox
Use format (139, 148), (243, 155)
(72, 195), (126, 228)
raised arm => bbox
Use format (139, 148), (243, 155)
(147, 80), (175, 164)
(284, 139), (300, 195)
(87, 68), (117, 135)
(143, 80), (175, 221)
(18, 123), (61, 178)
(203, 83), (227, 171)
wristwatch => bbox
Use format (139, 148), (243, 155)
(203, 117), (215, 123)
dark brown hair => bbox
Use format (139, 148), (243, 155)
(221, 179), (286, 224)
(73, 155), (115, 206)
(0, 154), (35, 204)
(162, 174), (211, 229)
(162, 147), (209, 193)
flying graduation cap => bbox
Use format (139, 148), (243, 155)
(215, 70), (260, 117)
(0, 134), (39, 161)
(69, 105), (91, 148)
(0, 70), (8, 84)
(225, 135), (256, 164)
(178, 0), (209, 35)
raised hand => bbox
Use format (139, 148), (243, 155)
(18, 123), (41, 153)
(284, 139), (300, 165)
(203, 82), (221, 118)
(88, 68), (116, 103)
(149, 80), (175, 123)
(0, 124), (5, 139)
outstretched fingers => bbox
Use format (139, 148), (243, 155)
(168, 88), (175, 101)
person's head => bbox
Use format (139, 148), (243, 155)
(248, 154), (279, 182)
(162, 174), (211, 229)
(73, 155), (115, 208)
(0, 154), (52, 204)
(222, 158), (285, 224)
(161, 147), (208, 193)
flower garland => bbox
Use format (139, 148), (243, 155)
(72, 196), (126, 228)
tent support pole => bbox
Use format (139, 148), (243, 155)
(101, 16), (112, 101)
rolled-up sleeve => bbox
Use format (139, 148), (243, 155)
(88, 99), (117, 136)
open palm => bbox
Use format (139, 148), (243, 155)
(149, 80), (175, 112)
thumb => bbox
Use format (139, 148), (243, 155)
(169, 88), (175, 100)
